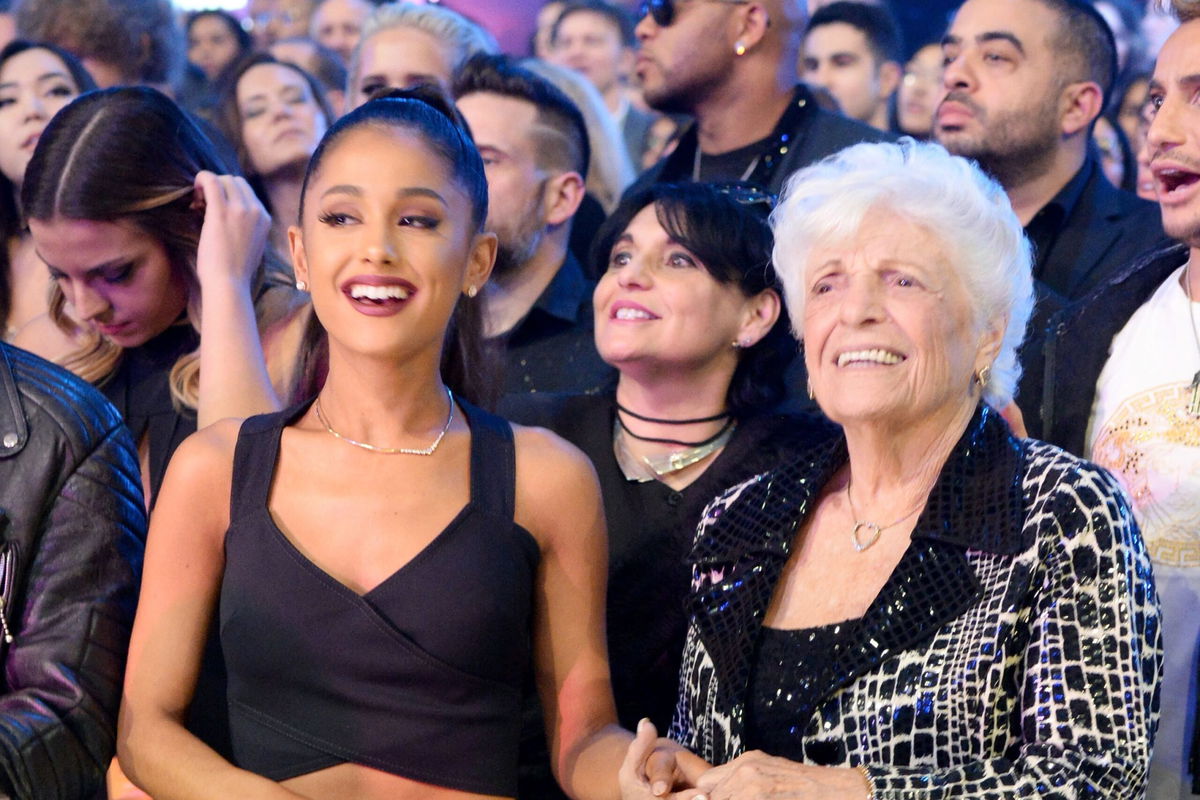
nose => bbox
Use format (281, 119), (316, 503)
(941, 50), (972, 94)
(616, 257), (651, 289)
(361, 224), (397, 266)
(838, 274), (887, 326)
(23, 91), (46, 121)
(634, 11), (655, 41)
(69, 281), (110, 322)
(1146, 96), (1182, 156)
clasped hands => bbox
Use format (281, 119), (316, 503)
(620, 720), (872, 800)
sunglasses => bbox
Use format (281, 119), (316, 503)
(638, 0), (750, 28)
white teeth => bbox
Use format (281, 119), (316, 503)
(614, 307), (654, 320)
(837, 348), (904, 367)
(350, 284), (409, 301)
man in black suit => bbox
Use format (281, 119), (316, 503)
(937, 0), (1169, 303)
(627, 0), (889, 196)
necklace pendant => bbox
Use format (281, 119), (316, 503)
(852, 521), (883, 552)
(1189, 371), (1200, 417)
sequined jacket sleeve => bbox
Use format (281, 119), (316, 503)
(670, 410), (1162, 800)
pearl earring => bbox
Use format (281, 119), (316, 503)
(296, 280), (308, 292)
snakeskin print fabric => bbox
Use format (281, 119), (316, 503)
(670, 405), (1162, 798)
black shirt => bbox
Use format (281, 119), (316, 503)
(491, 253), (615, 396)
(1024, 158), (1093, 296)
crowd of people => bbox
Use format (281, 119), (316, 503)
(0, 0), (1190, 798)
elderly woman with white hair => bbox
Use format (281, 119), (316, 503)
(633, 140), (1163, 799)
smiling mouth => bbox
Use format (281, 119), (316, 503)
(348, 283), (411, 303)
(613, 306), (658, 320)
(837, 348), (905, 367)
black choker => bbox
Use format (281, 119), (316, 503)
(616, 414), (735, 448)
(615, 402), (731, 425)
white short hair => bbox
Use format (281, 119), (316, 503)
(770, 139), (1034, 408)
(351, 2), (498, 91)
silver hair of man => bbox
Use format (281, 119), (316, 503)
(349, 1), (499, 93)
(770, 139), (1034, 408)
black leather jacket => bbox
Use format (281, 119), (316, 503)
(0, 343), (146, 799)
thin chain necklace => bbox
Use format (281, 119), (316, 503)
(1184, 258), (1200, 417)
(846, 480), (927, 552)
(314, 387), (454, 455)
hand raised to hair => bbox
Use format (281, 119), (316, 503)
(620, 719), (711, 800)
(696, 751), (872, 800)
(192, 171), (271, 291)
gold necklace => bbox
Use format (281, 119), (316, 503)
(314, 388), (454, 455)
(846, 480), (927, 552)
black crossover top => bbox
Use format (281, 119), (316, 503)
(219, 399), (540, 796)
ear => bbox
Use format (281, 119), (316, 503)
(463, 231), (498, 294)
(733, 2), (772, 53)
(287, 224), (309, 286)
(1059, 81), (1104, 137)
(975, 313), (1006, 373)
(736, 287), (782, 347)
(542, 170), (587, 228)
(877, 60), (903, 99)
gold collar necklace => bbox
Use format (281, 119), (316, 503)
(314, 388), (454, 455)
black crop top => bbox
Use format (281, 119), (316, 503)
(219, 399), (541, 796)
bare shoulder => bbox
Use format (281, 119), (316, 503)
(511, 423), (603, 544)
(154, 417), (244, 528)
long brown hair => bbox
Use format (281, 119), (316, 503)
(23, 86), (307, 408)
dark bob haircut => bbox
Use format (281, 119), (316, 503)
(591, 182), (795, 416)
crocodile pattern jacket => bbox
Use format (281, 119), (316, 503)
(671, 405), (1162, 798)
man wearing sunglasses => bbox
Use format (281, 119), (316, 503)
(627, 0), (890, 197)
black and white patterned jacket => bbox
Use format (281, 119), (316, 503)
(670, 405), (1162, 798)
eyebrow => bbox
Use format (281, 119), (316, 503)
(941, 31), (1025, 55)
(0, 70), (72, 91)
(1150, 73), (1200, 94)
(38, 253), (129, 276)
(319, 185), (449, 206)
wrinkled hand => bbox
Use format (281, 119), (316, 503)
(192, 171), (270, 289)
(697, 751), (871, 800)
(619, 719), (710, 800)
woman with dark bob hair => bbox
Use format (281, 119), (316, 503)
(633, 140), (1161, 798)
(117, 87), (700, 800)
(21, 87), (315, 506)
(0, 40), (95, 351)
(504, 181), (806, 790)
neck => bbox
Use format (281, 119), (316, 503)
(867, 103), (890, 133)
(603, 84), (624, 115)
(693, 68), (794, 154)
(484, 234), (566, 337)
(265, 171), (304, 255)
(614, 362), (737, 487)
(840, 399), (975, 514)
(1005, 141), (1086, 226)
(1185, 247), (1200, 300)
(317, 342), (451, 443)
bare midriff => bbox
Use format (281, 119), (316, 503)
(282, 762), (511, 800)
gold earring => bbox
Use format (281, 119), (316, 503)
(976, 364), (992, 387)
(735, 41), (747, 56)
(807, 379), (815, 400)
(466, 285), (478, 298)
(296, 280), (308, 292)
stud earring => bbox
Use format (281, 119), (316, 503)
(807, 379), (815, 400)
(735, 41), (747, 56)
(975, 364), (992, 387)
(296, 280), (308, 292)
(466, 285), (478, 298)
